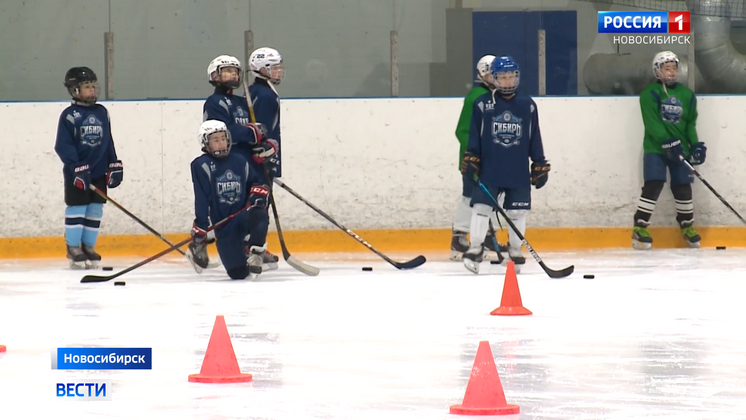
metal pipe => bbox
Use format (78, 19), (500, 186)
(583, 53), (704, 95)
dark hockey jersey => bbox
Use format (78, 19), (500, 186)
(203, 87), (262, 162)
(190, 152), (263, 236)
(54, 103), (118, 180)
(248, 79), (283, 177)
(467, 92), (546, 189)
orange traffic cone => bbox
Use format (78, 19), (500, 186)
(491, 261), (532, 316)
(449, 341), (520, 415)
(188, 315), (252, 383)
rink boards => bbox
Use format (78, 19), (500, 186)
(1, 97), (745, 257)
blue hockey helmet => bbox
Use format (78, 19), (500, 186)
(491, 56), (520, 95)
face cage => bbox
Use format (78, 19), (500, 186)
(494, 71), (520, 95)
(68, 82), (100, 105)
(215, 65), (242, 89)
(655, 62), (679, 85)
(205, 131), (233, 159)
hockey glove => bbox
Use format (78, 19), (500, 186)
(661, 138), (684, 163)
(246, 123), (267, 145)
(107, 160), (123, 189)
(252, 138), (279, 165)
(460, 152), (480, 180)
(531, 161), (551, 189)
(188, 224), (209, 269)
(248, 184), (270, 209)
(689, 142), (707, 165)
(72, 164), (91, 191)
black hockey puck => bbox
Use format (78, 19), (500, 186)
(716, 246), (726, 250)
(114, 281), (126, 286)
(362, 267), (373, 271)
(102, 266), (113, 271)
(583, 274), (595, 279)
(490, 260), (500, 265)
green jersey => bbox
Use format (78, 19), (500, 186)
(639, 81), (699, 156)
(455, 84), (491, 167)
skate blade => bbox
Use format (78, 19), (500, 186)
(632, 240), (652, 250)
(463, 260), (480, 274)
(262, 262), (278, 271)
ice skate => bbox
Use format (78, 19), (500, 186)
(450, 230), (470, 261)
(248, 246), (265, 278)
(262, 249), (279, 271)
(632, 226), (653, 250)
(66, 245), (87, 269)
(508, 246), (525, 274)
(463, 246), (483, 274)
(681, 224), (701, 248)
(82, 245), (101, 269)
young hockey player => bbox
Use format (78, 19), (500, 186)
(54, 67), (123, 269)
(632, 51), (706, 250)
(247, 47), (284, 179)
(188, 120), (270, 280)
(460, 56), (550, 274)
(202, 54), (279, 269)
(450, 54), (507, 261)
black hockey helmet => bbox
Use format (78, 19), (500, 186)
(64, 67), (99, 104)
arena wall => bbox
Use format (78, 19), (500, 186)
(1, 97), (744, 257)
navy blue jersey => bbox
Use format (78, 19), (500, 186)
(190, 152), (263, 236)
(54, 104), (118, 180)
(467, 92), (546, 189)
(203, 88), (261, 164)
(248, 79), (282, 177)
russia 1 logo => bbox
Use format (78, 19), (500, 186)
(669, 11), (690, 33)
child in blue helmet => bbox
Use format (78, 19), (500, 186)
(460, 56), (551, 274)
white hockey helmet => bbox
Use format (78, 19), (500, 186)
(652, 51), (679, 83)
(476, 54), (496, 84)
(198, 120), (232, 158)
(207, 55), (242, 89)
(250, 47), (284, 85)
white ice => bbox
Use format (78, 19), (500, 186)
(1, 248), (746, 420)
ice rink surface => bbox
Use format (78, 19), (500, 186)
(1, 248), (745, 419)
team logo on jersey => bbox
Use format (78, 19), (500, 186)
(492, 111), (522, 147)
(72, 110), (82, 120)
(660, 96), (683, 124)
(80, 115), (104, 147)
(216, 170), (242, 205)
(233, 107), (250, 126)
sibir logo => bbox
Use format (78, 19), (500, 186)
(598, 11), (690, 34)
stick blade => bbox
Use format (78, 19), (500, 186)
(80, 274), (114, 283)
(286, 256), (320, 276)
(541, 263), (575, 279)
(393, 255), (426, 270)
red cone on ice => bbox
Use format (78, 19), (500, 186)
(188, 315), (252, 383)
(0, 344), (5, 353)
(449, 341), (520, 415)
(491, 261), (532, 316)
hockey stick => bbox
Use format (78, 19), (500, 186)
(273, 178), (427, 269)
(242, 74), (319, 276)
(475, 178), (574, 279)
(90, 185), (220, 272)
(680, 156), (746, 226)
(81, 204), (252, 283)
(266, 185), (319, 276)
